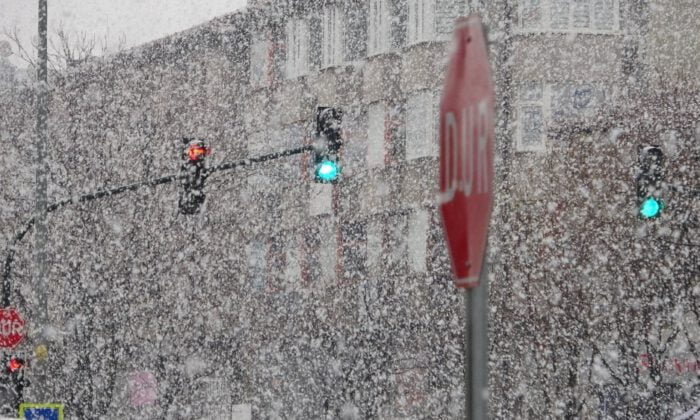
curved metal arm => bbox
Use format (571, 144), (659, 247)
(2, 144), (315, 307)
(3, 217), (35, 307)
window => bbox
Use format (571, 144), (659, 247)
(286, 19), (309, 78)
(517, 83), (546, 152)
(284, 235), (301, 284)
(309, 183), (333, 216)
(249, 33), (271, 88)
(342, 222), (366, 280)
(316, 217), (337, 285)
(551, 82), (606, 123)
(303, 217), (337, 285)
(518, 0), (620, 33)
(248, 239), (267, 290)
(517, 81), (609, 151)
(406, 90), (438, 160)
(322, 6), (344, 68)
(407, 0), (436, 44)
(367, 102), (387, 168)
(366, 219), (383, 270)
(408, 209), (429, 272)
(368, 0), (392, 55)
(359, 220), (382, 319)
(387, 213), (408, 268)
(341, 107), (368, 175)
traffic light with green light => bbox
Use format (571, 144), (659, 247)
(178, 138), (210, 215)
(636, 145), (665, 219)
(313, 107), (342, 183)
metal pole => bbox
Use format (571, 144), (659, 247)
(464, 251), (490, 420)
(462, 289), (472, 418)
(36, 0), (48, 313)
(35, 0), (49, 402)
(35, 0), (49, 316)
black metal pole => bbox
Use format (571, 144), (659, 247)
(1, 145), (314, 307)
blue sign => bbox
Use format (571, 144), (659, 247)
(19, 403), (64, 420)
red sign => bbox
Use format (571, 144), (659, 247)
(439, 15), (495, 288)
(0, 308), (25, 348)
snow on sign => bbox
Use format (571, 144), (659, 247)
(438, 15), (495, 288)
(0, 308), (25, 348)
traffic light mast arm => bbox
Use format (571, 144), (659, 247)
(207, 145), (313, 174)
(2, 218), (35, 307)
(2, 144), (315, 307)
(2, 173), (184, 307)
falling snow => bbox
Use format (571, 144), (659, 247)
(0, 0), (699, 419)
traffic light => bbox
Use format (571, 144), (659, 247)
(179, 138), (210, 215)
(0, 356), (27, 413)
(636, 145), (665, 219)
(313, 107), (342, 183)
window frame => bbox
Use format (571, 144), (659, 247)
(285, 18), (310, 79)
(247, 238), (269, 291)
(359, 218), (383, 320)
(322, 5), (345, 68)
(284, 232), (302, 285)
(367, 101), (388, 168)
(407, 0), (436, 45)
(405, 89), (439, 160)
(516, 82), (548, 152)
(249, 32), (272, 89)
(368, 0), (392, 56)
(314, 216), (339, 286)
(516, 81), (611, 152)
(341, 221), (367, 282)
(407, 208), (430, 273)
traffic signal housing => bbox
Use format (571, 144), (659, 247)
(178, 138), (210, 215)
(636, 145), (665, 219)
(0, 356), (27, 414)
(313, 107), (342, 183)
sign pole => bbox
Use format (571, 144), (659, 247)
(462, 250), (489, 420)
(464, 249), (489, 420)
(462, 289), (471, 418)
(35, 0), (49, 403)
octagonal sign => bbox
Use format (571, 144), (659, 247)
(0, 308), (25, 348)
(438, 15), (495, 288)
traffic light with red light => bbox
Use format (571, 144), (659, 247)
(179, 138), (210, 215)
(6, 358), (23, 374)
(0, 356), (27, 414)
(313, 107), (342, 183)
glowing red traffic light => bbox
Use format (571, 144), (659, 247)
(7, 357), (24, 373)
(188, 144), (210, 162)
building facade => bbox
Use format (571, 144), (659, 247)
(1, 0), (698, 418)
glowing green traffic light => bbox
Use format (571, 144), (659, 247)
(640, 197), (663, 219)
(315, 159), (340, 182)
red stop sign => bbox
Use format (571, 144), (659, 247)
(439, 16), (495, 288)
(0, 308), (25, 348)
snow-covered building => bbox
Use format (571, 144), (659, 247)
(1, 0), (698, 418)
